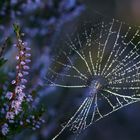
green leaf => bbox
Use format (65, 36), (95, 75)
(13, 23), (21, 38)
(13, 23), (20, 33)
(5, 37), (11, 47)
(0, 58), (7, 67)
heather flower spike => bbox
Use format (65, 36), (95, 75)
(0, 24), (33, 136)
(5, 24), (32, 120)
(0, 24), (45, 137)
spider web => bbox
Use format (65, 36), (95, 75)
(46, 18), (140, 139)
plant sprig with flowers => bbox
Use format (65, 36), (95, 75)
(0, 24), (45, 139)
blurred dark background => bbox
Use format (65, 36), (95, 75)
(1, 0), (140, 140)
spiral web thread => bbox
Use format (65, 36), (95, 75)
(46, 19), (140, 139)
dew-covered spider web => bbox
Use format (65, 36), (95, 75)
(46, 18), (140, 140)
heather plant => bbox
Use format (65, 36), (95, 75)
(0, 24), (45, 139)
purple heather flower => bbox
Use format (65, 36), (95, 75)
(25, 53), (31, 57)
(15, 86), (23, 93)
(18, 39), (22, 43)
(16, 55), (19, 60)
(20, 50), (24, 55)
(20, 121), (23, 125)
(13, 44), (17, 47)
(20, 61), (25, 65)
(8, 120), (15, 123)
(5, 92), (13, 100)
(26, 47), (31, 50)
(26, 95), (33, 102)
(21, 78), (27, 83)
(14, 106), (22, 115)
(1, 123), (9, 135)
(17, 92), (25, 101)
(39, 118), (45, 123)
(25, 59), (31, 63)
(11, 100), (20, 109)
(20, 85), (26, 89)
(6, 112), (15, 120)
(11, 80), (16, 84)
(35, 124), (40, 129)
(23, 65), (30, 70)
(26, 119), (30, 123)
(18, 73), (23, 77)
(1, 108), (5, 114)
(16, 65), (19, 69)
(23, 71), (29, 75)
